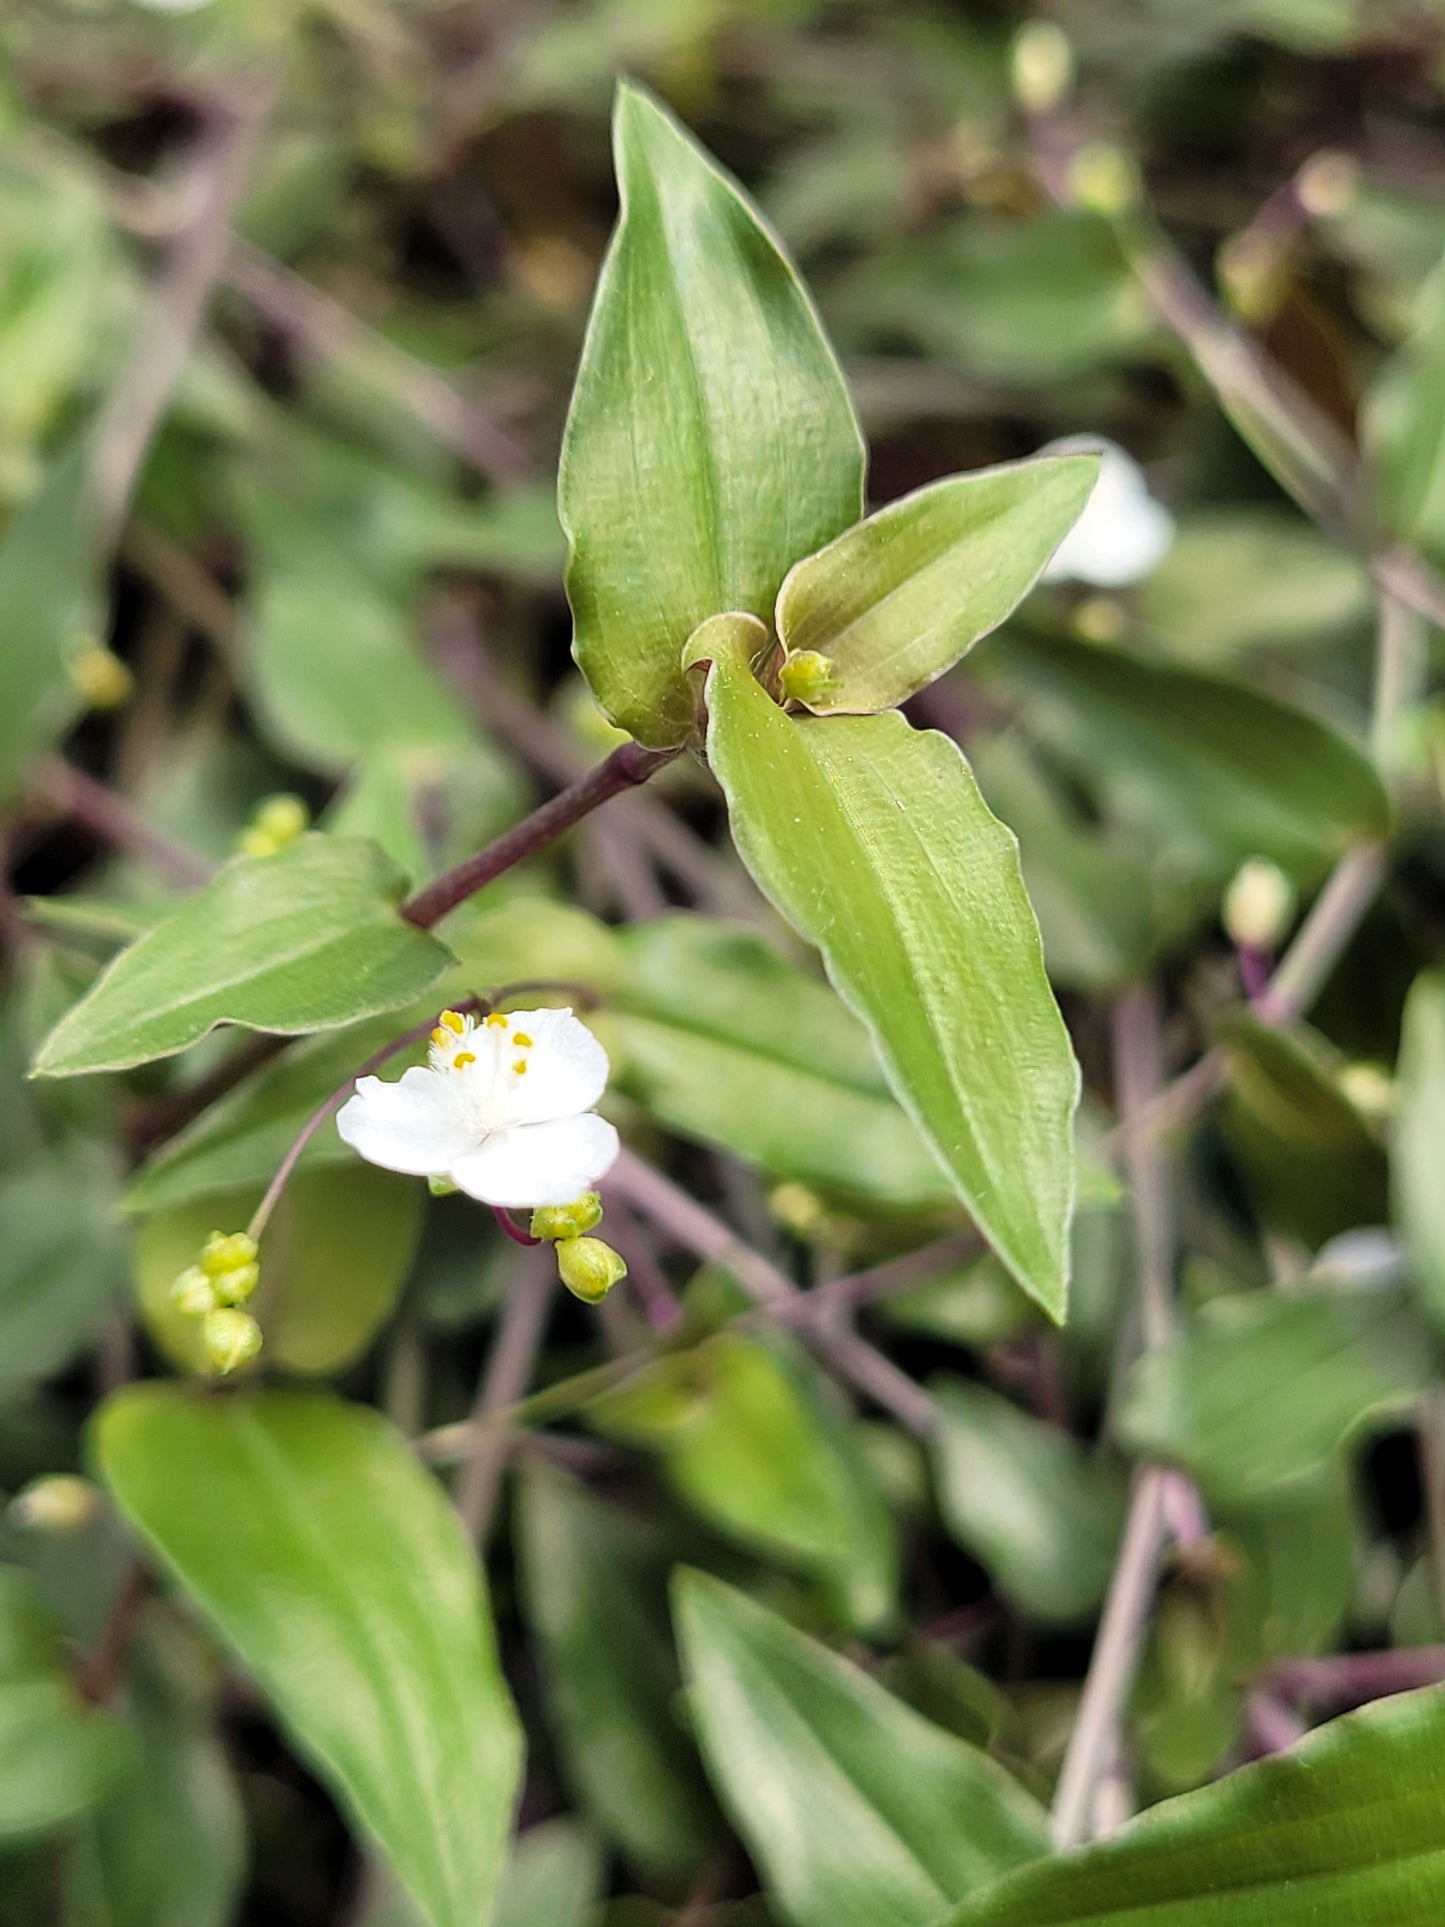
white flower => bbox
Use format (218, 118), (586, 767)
(1040, 439), (1174, 588)
(336, 1006), (619, 1209)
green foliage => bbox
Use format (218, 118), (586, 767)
(939, 1686), (1445, 1926)
(561, 82), (864, 746)
(96, 1388), (521, 1927)
(33, 837), (452, 1077)
(687, 617), (1078, 1318)
(1394, 972), (1445, 1332)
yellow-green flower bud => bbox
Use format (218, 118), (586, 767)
(195, 1230), (260, 1306)
(1223, 858), (1295, 952)
(778, 650), (841, 708)
(67, 642), (134, 711)
(238, 794), (309, 859)
(428, 1173), (459, 1197)
(202, 1307), (263, 1376)
(1010, 20), (1074, 114)
(530, 1191), (604, 1241)
(171, 1264), (219, 1318)
(1067, 144), (1140, 218)
(769, 1181), (827, 1241)
(555, 1235), (628, 1305)
(9, 1474), (103, 1534)
(1339, 1062), (1394, 1123)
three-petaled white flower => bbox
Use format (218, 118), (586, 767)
(336, 1006), (619, 1208)
(1040, 438), (1175, 588)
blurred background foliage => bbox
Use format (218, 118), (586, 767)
(3, 0), (1445, 1922)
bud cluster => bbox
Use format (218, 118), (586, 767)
(170, 1230), (264, 1375)
(527, 1190), (629, 1304)
(237, 794), (310, 859)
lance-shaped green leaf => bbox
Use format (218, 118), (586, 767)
(1119, 1282), (1433, 1506)
(560, 81), (863, 747)
(95, 1387), (521, 1927)
(1395, 972), (1445, 1333)
(981, 633), (1390, 875)
(776, 456), (1096, 715)
(673, 1571), (1049, 1927)
(32, 836), (451, 1077)
(938, 1683), (1445, 1927)
(0, 442), (99, 808)
(684, 615), (1077, 1318)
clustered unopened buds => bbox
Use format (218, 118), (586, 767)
(238, 794), (310, 859)
(526, 1189), (628, 1304)
(170, 1230), (263, 1376)
(779, 649), (841, 707)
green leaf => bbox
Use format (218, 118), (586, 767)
(493, 1820), (604, 1927)
(685, 617), (1077, 1317)
(515, 1463), (717, 1874)
(65, 1642), (247, 1927)
(588, 1331), (898, 1633)
(1120, 1282), (1434, 1505)
(982, 633), (1390, 876)
(33, 836), (452, 1077)
(560, 82), (863, 747)
(930, 1379), (1126, 1623)
(134, 1166), (421, 1377)
(610, 916), (951, 1209)
(0, 1144), (127, 1395)
(673, 1570), (1049, 1927)
(1365, 251), (1445, 565)
(938, 1684), (1445, 1926)
(0, 1565), (125, 1841)
(1218, 1014), (1389, 1247)
(95, 1387), (521, 1927)
(775, 456), (1096, 715)
(0, 443), (99, 808)
(1395, 971), (1445, 1334)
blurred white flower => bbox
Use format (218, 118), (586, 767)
(1041, 439), (1174, 588)
(337, 1006), (619, 1209)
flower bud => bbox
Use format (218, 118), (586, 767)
(9, 1474), (103, 1534)
(202, 1307), (263, 1375)
(769, 1181), (827, 1240)
(238, 794), (309, 859)
(778, 650), (842, 708)
(1339, 1062), (1394, 1122)
(530, 1191), (604, 1241)
(1067, 144), (1140, 218)
(198, 1230), (260, 1307)
(68, 642), (134, 711)
(555, 1235), (628, 1305)
(1010, 20), (1074, 115)
(1297, 150), (1359, 219)
(1223, 858), (1295, 952)
(171, 1264), (218, 1317)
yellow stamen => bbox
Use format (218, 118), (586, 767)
(513, 1032), (533, 1048)
(430, 1027), (448, 1048)
(439, 1010), (467, 1034)
(513, 1058), (528, 1074)
(484, 1012), (509, 1029)
(453, 1050), (476, 1069)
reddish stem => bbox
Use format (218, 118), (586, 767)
(493, 1208), (542, 1248)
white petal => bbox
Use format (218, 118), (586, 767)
(336, 1067), (476, 1177)
(1040, 441), (1174, 587)
(495, 1007), (610, 1126)
(449, 1114), (620, 1208)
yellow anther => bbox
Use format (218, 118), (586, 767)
(513, 1032), (534, 1048)
(453, 1050), (476, 1069)
(439, 1010), (467, 1034)
(513, 1058), (528, 1074)
(431, 1027), (448, 1048)
(484, 1012), (510, 1029)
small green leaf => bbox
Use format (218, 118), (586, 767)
(1395, 971), (1445, 1334)
(33, 836), (452, 1078)
(515, 1463), (717, 1875)
(493, 1820), (604, 1927)
(930, 1379), (1127, 1623)
(0, 443), (99, 808)
(939, 1684), (1445, 1927)
(673, 1570), (1049, 1927)
(776, 456), (1096, 715)
(611, 916), (951, 1209)
(134, 1166), (421, 1377)
(0, 1565), (125, 1841)
(588, 1332), (898, 1633)
(686, 619), (1077, 1317)
(982, 633), (1390, 876)
(560, 82), (863, 746)
(1120, 1282), (1434, 1505)
(95, 1387), (521, 1927)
